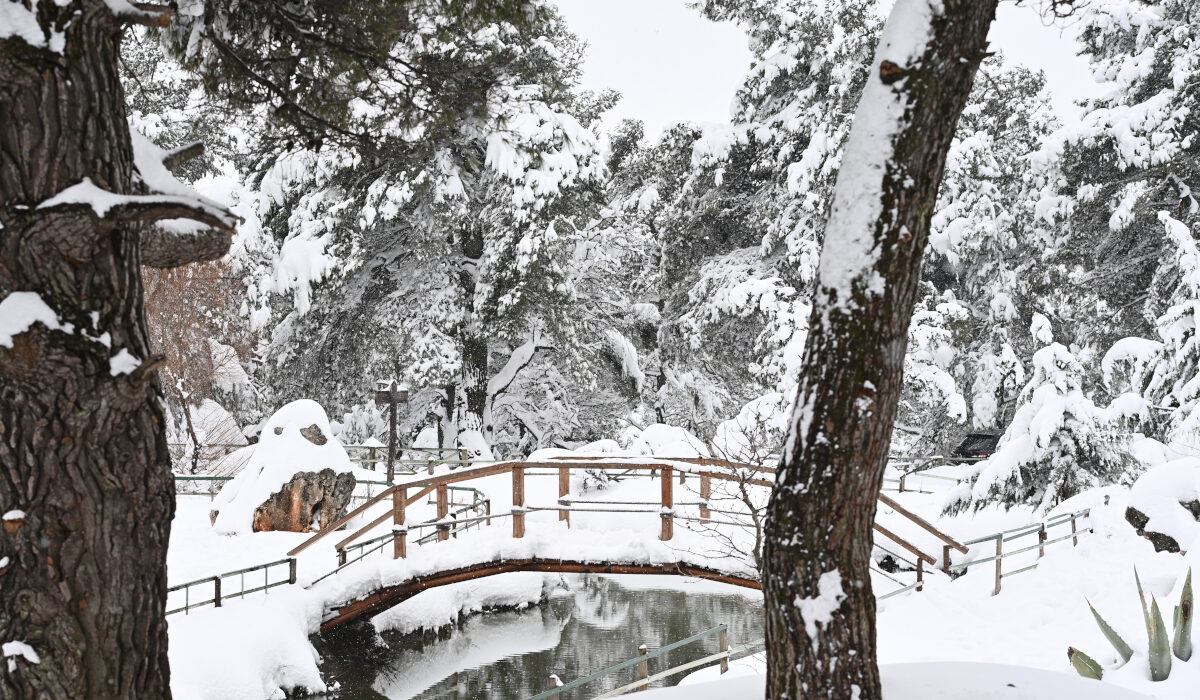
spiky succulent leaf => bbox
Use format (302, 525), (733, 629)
(1136, 567), (1152, 634)
(1174, 568), (1193, 662)
(1087, 600), (1133, 663)
(1068, 647), (1104, 680)
(1149, 597), (1173, 681)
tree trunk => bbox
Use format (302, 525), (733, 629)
(0, 3), (227, 696)
(763, 2), (998, 698)
(458, 333), (488, 434)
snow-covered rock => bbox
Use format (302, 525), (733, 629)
(1125, 458), (1200, 553)
(209, 400), (355, 535)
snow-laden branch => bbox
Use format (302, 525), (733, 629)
(35, 132), (240, 268)
(486, 330), (552, 402)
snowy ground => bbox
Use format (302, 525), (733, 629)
(166, 459), (1200, 699)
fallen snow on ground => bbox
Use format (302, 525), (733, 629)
(167, 432), (1200, 700)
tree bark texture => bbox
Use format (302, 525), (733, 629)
(0, 3), (222, 696)
(763, 2), (999, 698)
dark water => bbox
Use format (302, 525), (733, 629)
(319, 575), (764, 699)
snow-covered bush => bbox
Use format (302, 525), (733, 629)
(947, 341), (1131, 516)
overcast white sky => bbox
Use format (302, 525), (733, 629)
(555, 0), (1101, 140)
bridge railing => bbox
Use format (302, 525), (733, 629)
(288, 458), (966, 599)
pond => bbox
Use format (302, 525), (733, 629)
(318, 575), (764, 699)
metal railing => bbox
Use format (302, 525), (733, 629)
(167, 557), (296, 615)
(526, 624), (761, 699)
(174, 474), (232, 499)
(945, 509), (1092, 595)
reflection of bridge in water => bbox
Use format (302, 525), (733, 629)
(286, 457), (967, 633)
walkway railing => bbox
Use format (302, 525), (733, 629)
(526, 624), (761, 699)
(166, 557), (296, 615)
(945, 509), (1092, 595)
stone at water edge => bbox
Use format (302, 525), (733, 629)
(249, 468), (356, 533)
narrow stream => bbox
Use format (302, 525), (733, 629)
(319, 575), (764, 699)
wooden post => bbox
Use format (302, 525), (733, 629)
(700, 474), (711, 521)
(660, 466), (674, 541)
(636, 645), (649, 691)
(558, 466), (570, 526)
(213, 576), (222, 608)
(1038, 524), (1047, 558)
(392, 488), (407, 559)
(436, 483), (449, 542)
(993, 536), (1003, 596)
(916, 558), (924, 592)
(288, 557), (297, 585)
(513, 467), (526, 539)
(942, 544), (952, 575)
(898, 473), (906, 493)
(368, 446), (377, 471)
(547, 674), (562, 692)
(719, 627), (729, 674)
(337, 548), (347, 566)
(1071, 516), (1078, 546)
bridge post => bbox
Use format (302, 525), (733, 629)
(699, 474), (711, 521)
(393, 488), (407, 559)
(513, 467), (526, 539)
(661, 466), (674, 541)
(558, 466), (570, 527)
(437, 484), (449, 542)
(636, 645), (649, 691)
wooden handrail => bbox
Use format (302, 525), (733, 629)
(878, 492), (967, 554)
(872, 523), (937, 565)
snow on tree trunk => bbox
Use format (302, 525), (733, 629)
(762, 1), (999, 698)
(0, 2), (233, 696)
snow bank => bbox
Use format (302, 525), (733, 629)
(211, 400), (354, 535)
(625, 424), (710, 458)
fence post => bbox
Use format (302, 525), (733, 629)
(916, 558), (924, 592)
(942, 544), (952, 575)
(993, 536), (1003, 596)
(1071, 515), (1079, 546)
(437, 483), (450, 542)
(558, 466), (570, 526)
(337, 548), (347, 567)
(1038, 524), (1047, 558)
(636, 645), (649, 691)
(547, 674), (563, 692)
(660, 466), (674, 541)
(213, 576), (222, 608)
(288, 557), (297, 585)
(513, 467), (526, 539)
(393, 487), (408, 559)
(719, 627), (729, 674)
(898, 473), (906, 493)
(700, 474), (711, 521)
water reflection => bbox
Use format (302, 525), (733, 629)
(320, 575), (763, 699)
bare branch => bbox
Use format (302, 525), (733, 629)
(141, 225), (234, 269)
(161, 142), (206, 172)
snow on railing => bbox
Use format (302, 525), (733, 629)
(166, 558), (296, 616)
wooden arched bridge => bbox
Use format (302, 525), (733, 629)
(282, 456), (968, 633)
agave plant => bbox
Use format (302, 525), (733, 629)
(1069, 568), (1192, 682)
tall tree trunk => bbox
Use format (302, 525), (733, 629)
(0, 3), (230, 696)
(456, 221), (487, 438)
(763, 1), (999, 698)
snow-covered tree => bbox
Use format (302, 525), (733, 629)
(949, 331), (1128, 516)
(244, 13), (608, 454)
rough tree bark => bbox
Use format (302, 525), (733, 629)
(0, 2), (232, 696)
(763, 1), (1000, 698)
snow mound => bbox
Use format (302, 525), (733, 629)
(625, 424), (710, 458)
(1127, 458), (1200, 549)
(210, 400), (354, 535)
